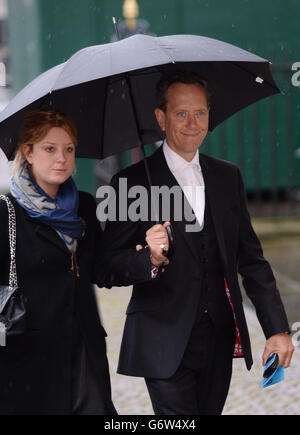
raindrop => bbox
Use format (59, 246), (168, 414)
(294, 148), (300, 159)
(26, 42), (36, 55)
(279, 42), (285, 51)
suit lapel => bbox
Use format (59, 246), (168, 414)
(148, 147), (200, 263)
(199, 153), (229, 272)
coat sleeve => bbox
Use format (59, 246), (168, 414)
(236, 169), (290, 338)
(92, 175), (152, 288)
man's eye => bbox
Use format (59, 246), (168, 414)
(176, 112), (185, 117)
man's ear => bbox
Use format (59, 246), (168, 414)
(154, 108), (166, 131)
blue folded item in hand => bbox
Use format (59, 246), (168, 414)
(261, 353), (284, 388)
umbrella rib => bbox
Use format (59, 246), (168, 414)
(152, 38), (176, 65)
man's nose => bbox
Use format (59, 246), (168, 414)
(186, 114), (198, 128)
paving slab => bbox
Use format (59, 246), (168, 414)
(96, 285), (300, 415)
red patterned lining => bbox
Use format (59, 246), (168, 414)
(151, 269), (243, 357)
(151, 266), (159, 279)
(224, 279), (244, 357)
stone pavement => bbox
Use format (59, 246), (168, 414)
(96, 285), (300, 416)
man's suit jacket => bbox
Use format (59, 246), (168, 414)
(99, 146), (290, 379)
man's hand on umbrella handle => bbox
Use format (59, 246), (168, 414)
(145, 222), (170, 267)
(135, 242), (169, 271)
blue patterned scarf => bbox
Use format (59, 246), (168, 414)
(10, 164), (84, 251)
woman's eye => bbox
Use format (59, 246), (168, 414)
(45, 147), (54, 152)
(67, 147), (75, 153)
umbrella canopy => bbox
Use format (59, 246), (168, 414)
(0, 33), (279, 160)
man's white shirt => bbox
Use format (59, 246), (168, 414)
(163, 140), (205, 231)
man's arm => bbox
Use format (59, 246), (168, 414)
(236, 169), (294, 367)
(94, 175), (169, 288)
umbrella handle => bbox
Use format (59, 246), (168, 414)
(164, 223), (175, 259)
(110, 17), (174, 261)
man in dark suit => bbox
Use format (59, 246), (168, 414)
(100, 71), (294, 415)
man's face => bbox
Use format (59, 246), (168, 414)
(155, 82), (209, 161)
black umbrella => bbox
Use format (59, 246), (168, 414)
(0, 33), (280, 256)
(0, 33), (279, 162)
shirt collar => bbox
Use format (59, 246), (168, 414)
(163, 140), (201, 172)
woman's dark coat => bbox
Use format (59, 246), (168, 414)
(0, 191), (115, 415)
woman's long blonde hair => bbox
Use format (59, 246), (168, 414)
(13, 108), (78, 173)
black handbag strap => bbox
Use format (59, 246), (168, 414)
(0, 195), (18, 289)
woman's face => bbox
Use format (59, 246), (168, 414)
(24, 127), (76, 198)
